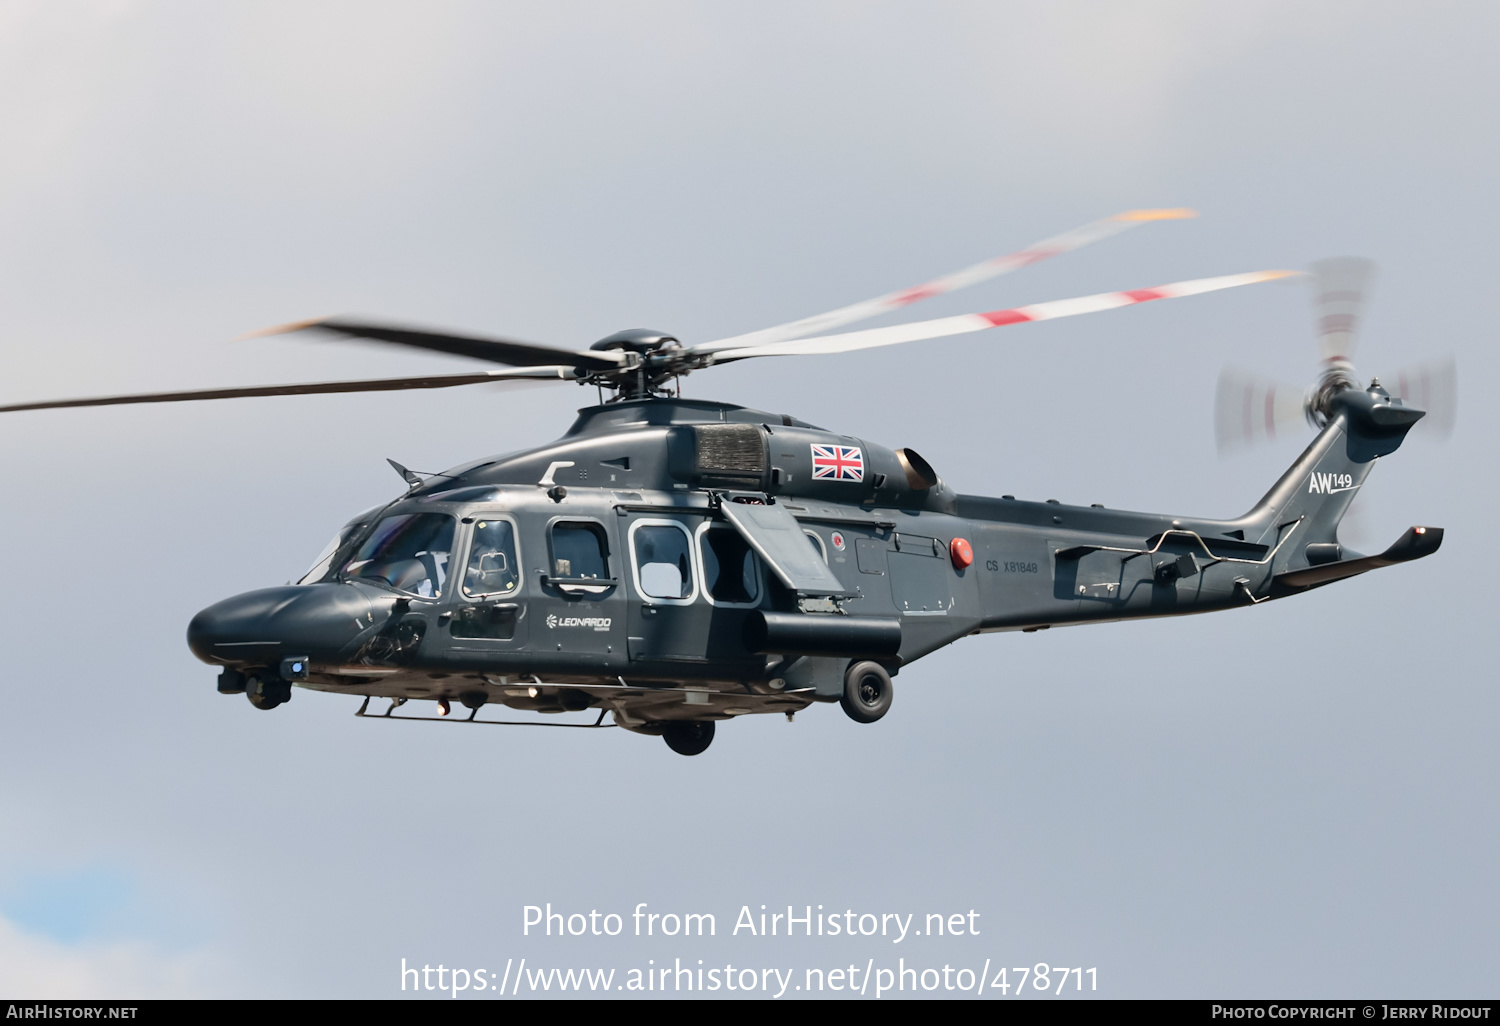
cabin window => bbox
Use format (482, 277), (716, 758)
(462, 517), (521, 597)
(340, 512), (454, 597)
(549, 521), (610, 580)
(629, 520), (696, 602)
(697, 525), (760, 605)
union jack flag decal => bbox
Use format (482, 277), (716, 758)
(810, 444), (864, 482)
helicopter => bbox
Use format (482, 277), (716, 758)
(0, 210), (1444, 755)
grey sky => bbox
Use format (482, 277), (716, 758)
(0, 0), (1494, 997)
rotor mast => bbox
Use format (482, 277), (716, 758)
(585, 329), (682, 400)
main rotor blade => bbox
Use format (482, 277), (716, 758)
(0, 365), (576, 413)
(705, 269), (1299, 363)
(695, 209), (1197, 352)
(1309, 257), (1375, 365)
(242, 317), (627, 372)
(1214, 366), (1308, 454)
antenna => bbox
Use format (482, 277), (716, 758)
(386, 458), (424, 490)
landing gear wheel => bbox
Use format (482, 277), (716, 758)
(840, 661), (893, 723)
(245, 677), (291, 711)
(662, 720), (715, 756)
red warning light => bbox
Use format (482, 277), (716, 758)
(950, 537), (974, 569)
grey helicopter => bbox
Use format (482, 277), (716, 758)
(0, 210), (1443, 755)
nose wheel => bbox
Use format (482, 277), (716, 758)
(662, 720), (715, 756)
(840, 661), (893, 723)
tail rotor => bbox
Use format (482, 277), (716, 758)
(1389, 355), (1458, 438)
(1214, 257), (1456, 455)
(1214, 367), (1307, 452)
(1307, 256), (1372, 425)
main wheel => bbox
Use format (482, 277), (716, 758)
(840, 661), (893, 723)
(662, 720), (715, 756)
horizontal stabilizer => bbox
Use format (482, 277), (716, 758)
(1271, 526), (1443, 596)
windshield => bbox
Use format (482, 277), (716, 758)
(298, 532), (345, 585)
(340, 512), (455, 597)
(297, 506), (381, 585)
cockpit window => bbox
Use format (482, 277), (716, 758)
(341, 512), (455, 597)
(463, 518), (520, 597)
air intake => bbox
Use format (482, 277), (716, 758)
(692, 424), (767, 488)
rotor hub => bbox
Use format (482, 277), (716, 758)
(589, 328), (680, 355)
(586, 328), (691, 401)
(1307, 358), (1359, 427)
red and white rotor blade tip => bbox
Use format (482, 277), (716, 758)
(1389, 356), (1457, 437)
(707, 269), (1298, 363)
(695, 208), (1196, 353)
(1310, 257), (1375, 365)
(1214, 366), (1307, 454)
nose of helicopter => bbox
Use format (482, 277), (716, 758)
(187, 583), (379, 667)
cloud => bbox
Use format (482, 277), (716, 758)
(0, 913), (225, 998)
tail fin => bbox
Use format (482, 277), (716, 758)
(1228, 382), (1425, 571)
